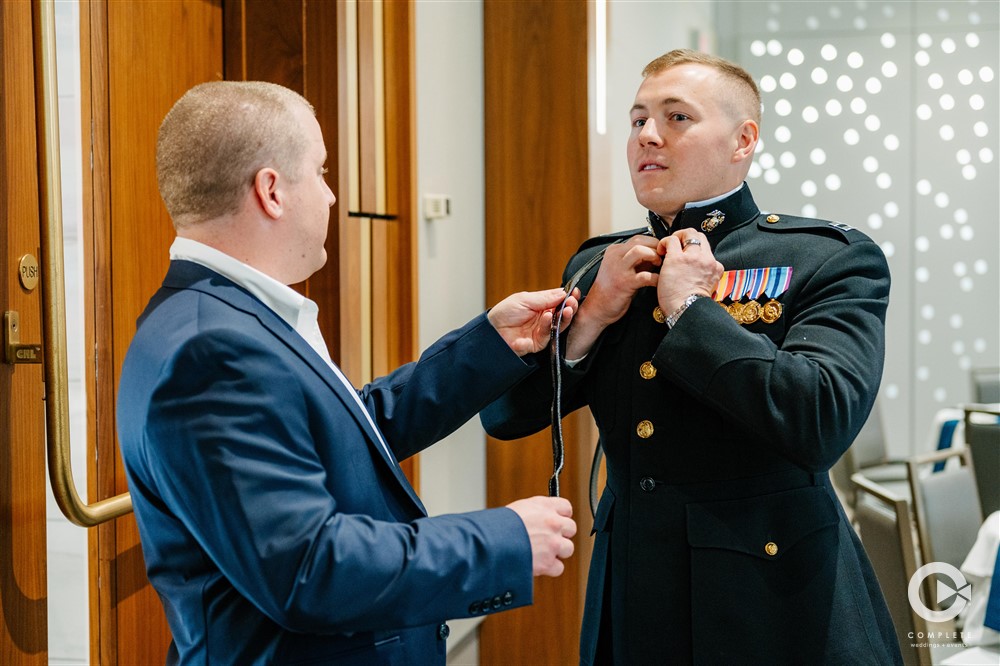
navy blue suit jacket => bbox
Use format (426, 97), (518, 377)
(117, 261), (534, 665)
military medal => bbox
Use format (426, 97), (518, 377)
(740, 300), (762, 324)
(711, 266), (793, 326)
(727, 301), (744, 321)
(701, 209), (725, 232)
(760, 266), (793, 324)
(761, 299), (783, 324)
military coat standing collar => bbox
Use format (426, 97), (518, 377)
(648, 182), (761, 244)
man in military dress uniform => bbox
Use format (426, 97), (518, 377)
(482, 50), (903, 665)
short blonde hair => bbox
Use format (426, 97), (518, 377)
(642, 49), (761, 125)
(156, 81), (314, 226)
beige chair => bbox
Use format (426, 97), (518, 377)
(907, 448), (983, 573)
(971, 368), (1000, 404)
(964, 404), (1000, 517)
(852, 473), (932, 666)
(831, 403), (910, 516)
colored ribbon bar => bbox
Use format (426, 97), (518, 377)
(712, 266), (793, 301)
(763, 266), (793, 299)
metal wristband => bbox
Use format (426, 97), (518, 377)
(665, 294), (705, 329)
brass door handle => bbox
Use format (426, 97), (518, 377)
(34, 0), (132, 526)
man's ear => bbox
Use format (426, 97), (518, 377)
(732, 119), (759, 164)
(252, 167), (283, 220)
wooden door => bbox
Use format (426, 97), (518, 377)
(482, 1), (593, 663)
(222, 0), (418, 486)
(83, 1), (417, 663)
(0, 1), (49, 662)
(83, 2), (222, 663)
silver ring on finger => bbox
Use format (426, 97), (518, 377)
(682, 238), (702, 248)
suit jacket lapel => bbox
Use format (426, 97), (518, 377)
(163, 261), (427, 514)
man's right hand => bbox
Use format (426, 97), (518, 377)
(565, 234), (661, 360)
(506, 496), (577, 577)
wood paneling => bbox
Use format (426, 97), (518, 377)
(375, 0), (417, 380)
(482, 1), (593, 663)
(79, 2), (417, 662)
(86, 1), (224, 663)
(226, 0), (418, 482)
(1, 1), (48, 661)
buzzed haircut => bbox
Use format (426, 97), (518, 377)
(642, 49), (761, 126)
(156, 81), (314, 227)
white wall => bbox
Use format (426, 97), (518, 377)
(49, 2), (89, 663)
(413, 1), (487, 658)
(715, 0), (999, 458)
(600, 1), (717, 234)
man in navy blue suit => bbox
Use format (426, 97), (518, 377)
(117, 80), (579, 665)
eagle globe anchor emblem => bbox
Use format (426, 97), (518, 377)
(701, 210), (724, 232)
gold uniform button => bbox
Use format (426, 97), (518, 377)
(766, 214), (780, 224)
(639, 361), (657, 379)
(764, 542), (778, 556)
(652, 306), (666, 324)
(636, 420), (654, 439)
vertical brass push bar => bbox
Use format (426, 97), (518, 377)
(33, 0), (132, 526)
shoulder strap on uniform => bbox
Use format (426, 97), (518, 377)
(756, 213), (873, 244)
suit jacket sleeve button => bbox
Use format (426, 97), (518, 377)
(502, 591), (514, 606)
(492, 595), (502, 609)
(438, 623), (450, 640)
(469, 601), (480, 614)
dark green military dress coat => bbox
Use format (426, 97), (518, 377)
(482, 184), (903, 665)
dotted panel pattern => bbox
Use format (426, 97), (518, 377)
(717, 1), (999, 455)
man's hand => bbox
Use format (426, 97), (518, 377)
(488, 288), (579, 356)
(656, 230), (724, 314)
(506, 496), (577, 577)
(565, 234), (661, 359)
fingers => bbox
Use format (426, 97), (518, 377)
(526, 287), (577, 310)
(656, 231), (723, 311)
(506, 496), (578, 578)
(616, 236), (662, 269)
(550, 495), (573, 518)
(552, 290), (579, 332)
(658, 229), (709, 255)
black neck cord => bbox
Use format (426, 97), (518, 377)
(547, 238), (628, 497)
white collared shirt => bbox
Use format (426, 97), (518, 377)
(169, 237), (396, 464)
(684, 182), (743, 210)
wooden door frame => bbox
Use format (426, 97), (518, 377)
(223, 0), (418, 485)
(1, 1), (49, 661)
(83, 1), (419, 663)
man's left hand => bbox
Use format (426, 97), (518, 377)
(656, 230), (724, 314)
(488, 288), (580, 356)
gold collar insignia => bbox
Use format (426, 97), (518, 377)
(701, 210), (725, 232)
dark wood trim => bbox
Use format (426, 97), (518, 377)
(304, 0), (349, 374)
(82, 2), (120, 663)
(482, 0), (592, 662)
(224, 0), (418, 484)
(378, 0), (418, 485)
